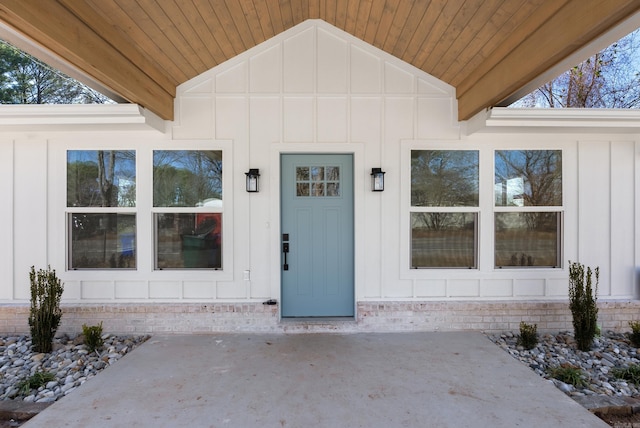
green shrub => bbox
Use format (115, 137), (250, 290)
(629, 321), (640, 348)
(612, 365), (640, 385)
(517, 321), (538, 350)
(82, 322), (104, 352)
(28, 266), (64, 353)
(16, 371), (55, 396)
(568, 261), (599, 352)
(548, 364), (588, 388)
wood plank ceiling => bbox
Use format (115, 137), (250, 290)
(0, 0), (638, 121)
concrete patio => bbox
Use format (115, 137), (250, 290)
(22, 332), (608, 427)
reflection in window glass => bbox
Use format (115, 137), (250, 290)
(296, 167), (309, 181)
(67, 150), (136, 207)
(411, 212), (477, 268)
(411, 150), (479, 207)
(69, 213), (136, 269)
(495, 150), (562, 206)
(495, 212), (561, 267)
(156, 213), (222, 269)
(296, 165), (340, 197)
(153, 150), (222, 207)
(311, 167), (324, 181)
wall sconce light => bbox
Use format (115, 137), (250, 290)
(245, 168), (260, 192)
(371, 168), (385, 192)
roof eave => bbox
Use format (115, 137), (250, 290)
(0, 104), (167, 132)
(467, 107), (640, 135)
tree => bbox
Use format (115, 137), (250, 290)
(513, 29), (640, 108)
(0, 40), (111, 104)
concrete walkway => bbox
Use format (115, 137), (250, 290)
(23, 332), (608, 427)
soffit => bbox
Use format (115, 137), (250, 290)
(0, 0), (638, 121)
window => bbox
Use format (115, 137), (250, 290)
(410, 150), (479, 268)
(296, 166), (340, 197)
(494, 150), (562, 268)
(67, 150), (136, 269)
(153, 150), (222, 269)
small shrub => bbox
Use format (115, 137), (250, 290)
(28, 266), (64, 353)
(82, 322), (104, 352)
(548, 364), (588, 388)
(16, 371), (55, 396)
(568, 261), (599, 352)
(612, 365), (640, 385)
(629, 321), (640, 348)
(516, 321), (538, 350)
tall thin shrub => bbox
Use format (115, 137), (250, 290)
(568, 261), (599, 351)
(28, 266), (64, 353)
(629, 321), (640, 348)
(82, 322), (104, 352)
(517, 321), (538, 350)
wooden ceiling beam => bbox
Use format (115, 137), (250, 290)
(63, 0), (180, 89)
(456, 0), (640, 121)
(0, 0), (175, 120)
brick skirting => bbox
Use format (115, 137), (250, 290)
(0, 300), (637, 335)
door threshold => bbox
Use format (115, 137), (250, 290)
(281, 317), (356, 323)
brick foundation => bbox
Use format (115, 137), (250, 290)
(357, 300), (640, 333)
(0, 300), (637, 335)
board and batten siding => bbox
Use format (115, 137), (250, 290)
(0, 20), (637, 333)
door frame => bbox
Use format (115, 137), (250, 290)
(269, 143), (365, 320)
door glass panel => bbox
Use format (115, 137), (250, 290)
(296, 165), (340, 197)
(327, 183), (340, 196)
(326, 166), (339, 180)
(296, 167), (309, 181)
(311, 167), (324, 181)
(297, 183), (309, 196)
(312, 183), (325, 196)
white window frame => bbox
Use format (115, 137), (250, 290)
(401, 141), (481, 279)
(409, 148), (480, 269)
(65, 149), (138, 271)
(149, 141), (233, 278)
(493, 148), (564, 269)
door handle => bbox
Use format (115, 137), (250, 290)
(282, 242), (289, 271)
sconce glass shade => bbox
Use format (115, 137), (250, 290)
(371, 168), (385, 191)
(245, 168), (260, 192)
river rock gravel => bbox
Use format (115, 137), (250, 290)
(0, 334), (149, 404)
(488, 330), (640, 398)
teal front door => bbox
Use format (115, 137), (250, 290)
(281, 154), (354, 317)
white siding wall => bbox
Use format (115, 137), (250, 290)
(0, 20), (637, 309)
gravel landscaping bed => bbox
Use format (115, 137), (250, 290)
(488, 331), (640, 397)
(0, 333), (149, 426)
(0, 334), (149, 428)
(0, 334), (149, 403)
(489, 330), (640, 427)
